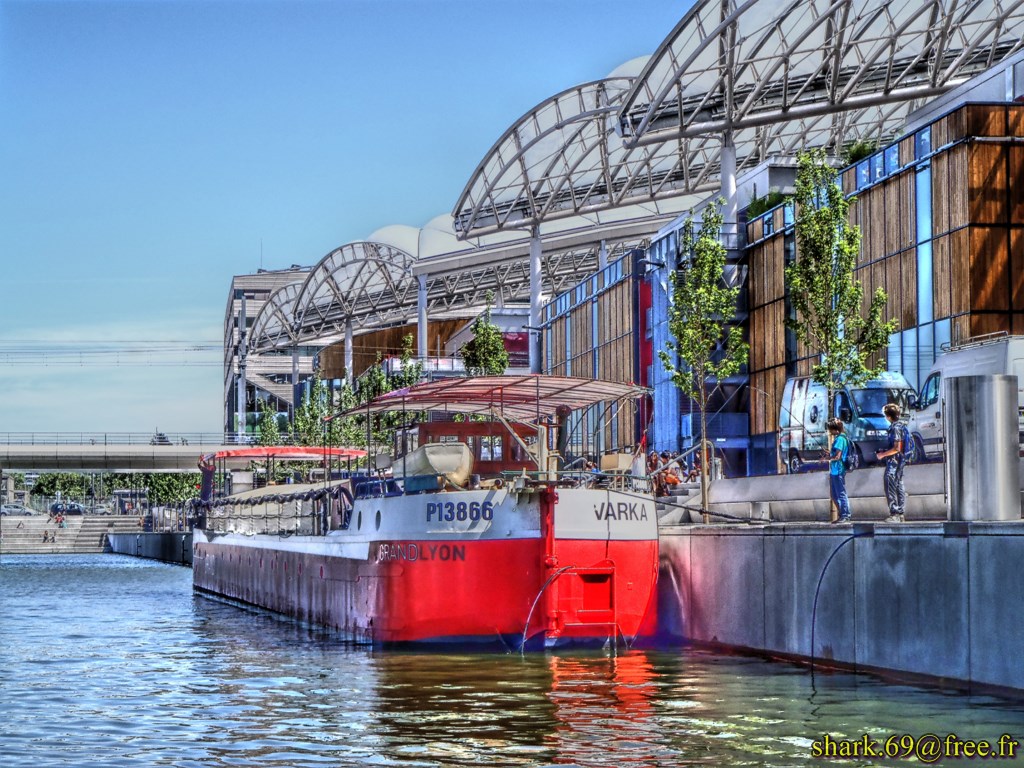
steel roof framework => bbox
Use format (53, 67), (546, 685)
(618, 0), (1024, 145)
(247, 237), (647, 353)
(248, 0), (1024, 354)
(453, 0), (1024, 239)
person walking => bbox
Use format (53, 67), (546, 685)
(827, 418), (852, 523)
(875, 403), (908, 522)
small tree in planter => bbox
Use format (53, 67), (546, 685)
(460, 293), (509, 376)
(660, 200), (748, 521)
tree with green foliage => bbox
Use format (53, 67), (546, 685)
(256, 399), (281, 446)
(460, 294), (509, 376)
(659, 199), (748, 519)
(293, 371), (345, 447)
(31, 472), (89, 499)
(146, 473), (202, 505)
(786, 149), (896, 518)
(786, 149), (896, 420)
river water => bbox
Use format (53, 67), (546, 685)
(2, 554), (1023, 768)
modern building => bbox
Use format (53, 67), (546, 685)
(222, 0), (1024, 463)
(223, 266), (315, 438)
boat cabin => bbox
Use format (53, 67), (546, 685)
(414, 419), (536, 476)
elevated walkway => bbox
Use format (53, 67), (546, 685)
(0, 443), (230, 471)
(0, 515), (142, 554)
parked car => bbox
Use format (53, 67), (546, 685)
(907, 333), (1024, 461)
(779, 372), (916, 473)
(49, 501), (87, 515)
(1, 503), (33, 516)
(88, 504), (112, 515)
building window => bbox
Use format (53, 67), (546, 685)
(783, 203), (794, 227)
(916, 165), (933, 324)
(762, 213), (774, 236)
(884, 145), (900, 176)
(856, 160), (870, 189)
(915, 127), (931, 159)
(870, 153), (884, 182)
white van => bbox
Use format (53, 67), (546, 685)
(907, 333), (1024, 461)
(779, 372), (916, 473)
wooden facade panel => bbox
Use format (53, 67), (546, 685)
(769, 237), (785, 303)
(1010, 107), (1024, 137)
(1013, 229), (1024, 312)
(883, 179), (901, 255)
(969, 143), (1008, 224)
(971, 313), (1010, 337)
(947, 144), (969, 231)
(968, 104), (1006, 137)
(951, 227), (971, 316)
(900, 247), (917, 331)
(931, 151), (949, 236)
(933, 237), (951, 319)
(901, 170), (916, 251)
(749, 243), (765, 308)
(885, 254), (901, 324)
(1010, 145), (1024, 224)
(900, 136), (915, 167)
(970, 226), (1009, 312)
(857, 257), (873, 321)
(842, 167), (856, 195)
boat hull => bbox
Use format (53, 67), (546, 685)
(193, 486), (658, 648)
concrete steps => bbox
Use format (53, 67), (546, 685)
(0, 515), (142, 554)
(657, 481), (702, 525)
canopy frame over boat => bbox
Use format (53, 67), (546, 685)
(339, 374), (651, 479)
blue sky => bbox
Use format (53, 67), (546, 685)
(0, 0), (685, 435)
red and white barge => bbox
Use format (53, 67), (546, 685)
(192, 375), (659, 649)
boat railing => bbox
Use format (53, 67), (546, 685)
(500, 469), (652, 494)
(204, 488), (353, 537)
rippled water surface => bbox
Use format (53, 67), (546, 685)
(2, 555), (1023, 767)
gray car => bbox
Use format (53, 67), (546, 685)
(1, 503), (34, 516)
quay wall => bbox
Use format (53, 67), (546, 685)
(657, 521), (1024, 695)
(107, 532), (192, 566)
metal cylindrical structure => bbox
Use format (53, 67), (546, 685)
(944, 374), (1019, 521)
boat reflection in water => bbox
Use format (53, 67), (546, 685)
(366, 650), (664, 766)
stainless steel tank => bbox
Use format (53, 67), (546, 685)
(943, 374), (1020, 521)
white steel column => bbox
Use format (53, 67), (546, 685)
(598, 239), (608, 271)
(291, 345), (300, 419)
(344, 318), (354, 385)
(529, 226), (543, 374)
(720, 131), (738, 243)
(236, 294), (247, 442)
(417, 274), (428, 363)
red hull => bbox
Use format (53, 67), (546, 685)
(193, 535), (658, 647)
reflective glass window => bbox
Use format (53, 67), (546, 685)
(916, 166), (933, 323)
(884, 145), (900, 175)
(915, 127), (931, 159)
(783, 203), (794, 227)
(871, 153), (884, 182)
(857, 161), (870, 189)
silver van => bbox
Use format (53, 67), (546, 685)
(907, 333), (1024, 461)
(779, 372), (916, 473)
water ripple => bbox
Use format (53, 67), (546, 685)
(2, 555), (1023, 767)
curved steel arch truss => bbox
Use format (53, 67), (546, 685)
(455, 0), (1023, 238)
(247, 237), (650, 352)
(422, 238), (647, 313)
(453, 76), (694, 236)
(618, 0), (1024, 144)
(247, 283), (305, 352)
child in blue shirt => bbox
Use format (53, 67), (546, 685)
(828, 418), (852, 523)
